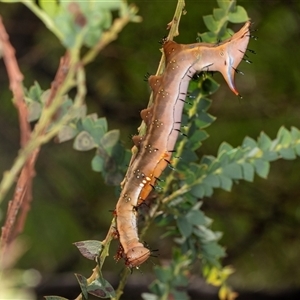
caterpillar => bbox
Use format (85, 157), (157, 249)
(115, 21), (251, 268)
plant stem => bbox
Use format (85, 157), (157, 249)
(113, 268), (131, 300)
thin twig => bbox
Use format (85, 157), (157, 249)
(113, 268), (131, 300)
(0, 15), (35, 252)
(0, 16), (30, 146)
(1, 148), (40, 250)
(11, 149), (40, 240)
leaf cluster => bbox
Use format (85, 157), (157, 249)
(198, 0), (248, 42)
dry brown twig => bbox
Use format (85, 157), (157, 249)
(0, 15), (71, 253)
(0, 15), (33, 251)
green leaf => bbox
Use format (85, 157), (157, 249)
(87, 277), (115, 298)
(217, 0), (231, 9)
(179, 148), (198, 164)
(277, 126), (292, 146)
(242, 162), (254, 182)
(242, 136), (257, 149)
(247, 146), (263, 159)
(194, 225), (219, 242)
(201, 242), (225, 266)
(185, 130), (205, 151)
(26, 81), (44, 102)
(258, 132), (272, 151)
(222, 163), (243, 179)
(56, 125), (78, 143)
(86, 117), (108, 144)
(54, 97), (73, 121)
(219, 175), (232, 191)
(213, 8), (226, 21)
(202, 77), (220, 95)
(27, 101), (42, 122)
(201, 155), (215, 167)
(203, 184), (213, 197)
(254, 159), (270, 178)
(192, 130), (209, 144)
(218, 151), (230, 164)
(230, 147), (244, 160)
(186, 210), (206, 226)
(73, 240), (103, 260)
(91, 154), (104, 172)
(83, 9), (110, 47)
(177, 216), (193, 238)
(262, 150), (279, 162)
(95, 117), (108, 132)
(198, 31), (218, 43)
(53, 9), (76, 48)
(195, 111), (216, 128)
(203, 174), (220, 188)
(203, 15), (219, 32)
(208, 160), (221, 173)
(228, 6), (249, 23)
(73, 131), (95, 151)
(39, 0), (58, 17)
(84, 27), (103, 48)
(82, 115), (95, 132)
(100, 129), (120, 148)
(197, 97), (212, 112)
(291, 126), (300, 139)
(184, 168), (197, 185)
(218, 142), (233, 156)
(279, 148), (296, 160)
(74, 273), (88, 299)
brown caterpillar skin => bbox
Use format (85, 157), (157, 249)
(115, 21), (251, 268)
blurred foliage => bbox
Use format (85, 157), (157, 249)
(0, 0), (300, 299)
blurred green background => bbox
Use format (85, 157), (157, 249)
(1, 0), (300, 299)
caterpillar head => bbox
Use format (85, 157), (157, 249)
(125, 246), (151, 268)
(194, 21), (252, 96)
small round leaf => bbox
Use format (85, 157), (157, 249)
(73, 131), (95, 151)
